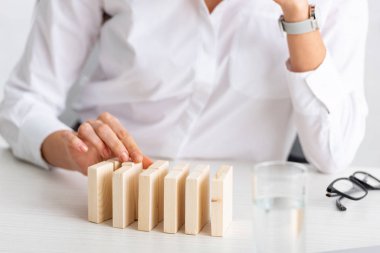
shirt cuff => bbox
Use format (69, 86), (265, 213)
(286, 52), (349, 115)
(17, 110), (71, 170)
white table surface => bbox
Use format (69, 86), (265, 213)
(0, 147), (379, 253)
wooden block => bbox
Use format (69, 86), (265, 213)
(185, 164), (210, 235)
(88, 160), (119, 223)
(107, 157), (122, 170)
(138, 160), (169, 231)
(112, 163), (143, 229)
(164, 162), (190, 233)
(122, 161), (134, 167)
(211, 165), (233, 237)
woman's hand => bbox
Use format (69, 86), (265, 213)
(41, 112), (153, 175)
(273, 0), (309, 22)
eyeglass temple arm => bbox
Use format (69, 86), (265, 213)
(336, 196), (347, 211)
(326, 191), (347, 211)
(326, 192), (339, 197)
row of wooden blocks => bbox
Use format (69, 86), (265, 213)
(88, 159), (233, 236)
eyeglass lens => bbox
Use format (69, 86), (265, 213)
(333, 179), (366, 199)
(353, 172), (380, 188)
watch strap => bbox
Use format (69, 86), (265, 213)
(279, 5), (319, 35)
(279, 18), (319, 35)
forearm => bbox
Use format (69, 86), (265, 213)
(276, 0), (368, 173)
(281, 2), (326, 72)
(286, 31), (326, 72)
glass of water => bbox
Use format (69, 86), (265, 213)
(252, 161), (307, 253)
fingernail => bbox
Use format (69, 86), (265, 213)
(120, 151), (129, 162)
(80, 144), (88, 152)
(131, 152), (143, 163)
(102, 149), (109, 158)
(142, 156), (153, 169)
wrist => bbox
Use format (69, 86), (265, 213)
(41, 130), (71, 168)
(281, 2), (309, 22)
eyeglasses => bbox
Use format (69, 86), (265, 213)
(326, 171), (380, 211)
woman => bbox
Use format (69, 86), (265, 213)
(0, 0), (368, 174)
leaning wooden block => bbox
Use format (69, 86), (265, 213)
(88, 160), (121, 223)
(211, 165), (233, 237)
(112, 163), (143, 229)
(164, 163), (190, 234)
(138, 160), (169, 231)
(185, 164), (210, 235)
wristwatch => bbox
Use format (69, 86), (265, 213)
(278, 5), (319, 35)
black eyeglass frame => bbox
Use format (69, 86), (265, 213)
(326, 171), (380, 211)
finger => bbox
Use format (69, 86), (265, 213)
(120, 135), (143, 163)
(87, 119), (130, 162)
(142, 155), (153, 169)
(98, 112), (143, 163)
(78, 122), (110, 159)
(62, 131), (88, 153)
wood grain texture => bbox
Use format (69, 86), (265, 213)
(164, 162), (190, 233)
(112, 163), (143, 229)
(138, 160), (169, 231)
(88, 161), (119, 223)
(185, 164), (210, 235)
(211, 165), (233, 237)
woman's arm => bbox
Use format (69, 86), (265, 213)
(0, 1), (152, 174)
(274, 0), (368, 173)
(275, 0), (326, 72)
(0, 0), (103, 169)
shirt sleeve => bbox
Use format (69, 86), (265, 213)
(0, 0), (103, 169)
(286, 0), (369, 173)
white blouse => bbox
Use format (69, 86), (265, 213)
(0, 0), (368, 173)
